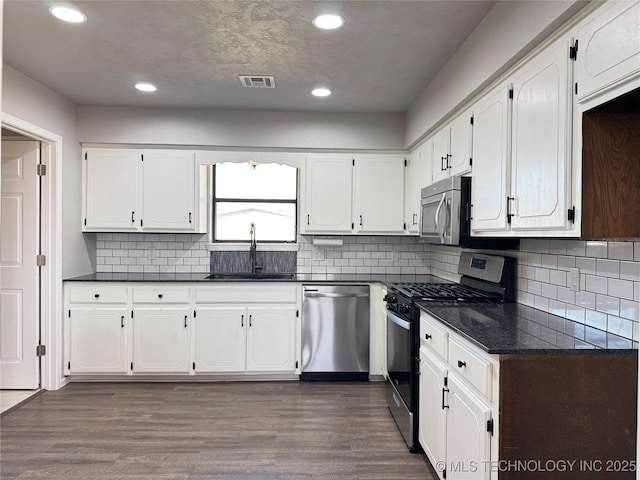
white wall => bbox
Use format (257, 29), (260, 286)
(405, 0), (586, 147)
(2, 64), (94, 277)
(78, 106), (406, 151)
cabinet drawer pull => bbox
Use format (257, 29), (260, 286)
(425, 333), (432, 340)
(94, 294), (100, 299)
(241, 314), (244, 327)
(158, 294), (163, 299)
(121, 316), (125, 328)
(457, 360), (466, 368)
(184, 316), (188, 328)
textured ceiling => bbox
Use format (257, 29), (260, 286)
(3, 1), (496, 113)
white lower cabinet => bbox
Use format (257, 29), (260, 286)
(193, 305), (297, 374)
(446, 375), (492, 480)
(69, 307), (129, 374)
(132, 307), (191, 373)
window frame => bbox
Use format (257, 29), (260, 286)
(211, 164), (298, 243)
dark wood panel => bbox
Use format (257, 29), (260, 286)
(0, 382), (434, 480)
(499, 354), (637, 480)
(582, 113), (640, 238)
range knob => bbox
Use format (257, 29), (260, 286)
(398, 304), (411, 315)
(384, 295), (397, 304)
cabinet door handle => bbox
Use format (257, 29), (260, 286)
(425, 333), (432, 340)
(184, 316), (188, 328)
(441, 156), (446, 171)
(241, 314), (244, 327)
(249, 314), (252, 327)
(359, 215), (363, 226)
(506, 196), (515, 224)
(121, 316), (125, 328)
(307, 214), (310, 226)
(158, 294), (163, 299)
(442, 387), (449, 409)
(189, 212), (192, 223)
(446, 153), (452, 169)
(94, 294), (100, 299)
(131, 211), (135, 223)
(457, 360), (466, 368)
(412, 213), (418, 225)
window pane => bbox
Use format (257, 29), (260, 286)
(215, 163), (297, 200)
(215, 202), (296, 242)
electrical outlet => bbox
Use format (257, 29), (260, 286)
(312, 247), (325, 261)
(569, 268), (579, 292)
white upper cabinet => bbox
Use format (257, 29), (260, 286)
(575, 1), (640, 103)
(404, 151), (421, 233)
(83, 148), (204, 233)
(470, 83), (511, 233)
(83, 149), (139, 231)
(354, 155), (405, 233)
(431, 110), (473, 184)
(471, 34), (575, 236)
(303, 155), (353, 233)
(510, 35), (573, 232)
(141, 150), (195, 231)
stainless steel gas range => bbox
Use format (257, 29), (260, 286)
(384, 252), (515, 452)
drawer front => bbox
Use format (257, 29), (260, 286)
(196, 285), (299, 304)
(132, 287), (190, 304)
(448, 336), (493, 400)
(68, 285), (128, 304)
(419, 312), (448, 359)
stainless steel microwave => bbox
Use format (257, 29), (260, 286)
(420, 177), (519, 250)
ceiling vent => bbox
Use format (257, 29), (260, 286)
(239, 75), (276, 88)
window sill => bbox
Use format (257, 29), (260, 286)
(206, 243), (299, 252)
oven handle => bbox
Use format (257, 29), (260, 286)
(386, 310), (411, 330)
(434, 192), (446, 241)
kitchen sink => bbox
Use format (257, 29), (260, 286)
(205, 272), (295, 280)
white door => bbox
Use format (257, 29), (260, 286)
(404, 151), (420, 233)
(419, 348), (448, 480)
(141, 150), (195, 230)
(194, 307), (246, 373)
(446, 375), (492, 480)
(246, 307), (296, 372)
(448, 110), (473, 177)
(470, 83), (512, 233)
(84, 149), (138, 231)
(303, 155), (353, 233)
(132, 307), (191, 373)
(510, 36), (572, 231)
(69, 307), (129, 374)
(0, 141), (40, 389)
(576, 1), (640, 102)
(431, 127), (451, 183)
(354, 155), (405, 233)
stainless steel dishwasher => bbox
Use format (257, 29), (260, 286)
(301, 285), (370, 381)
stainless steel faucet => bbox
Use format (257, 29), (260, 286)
(249, 223), (262, 274)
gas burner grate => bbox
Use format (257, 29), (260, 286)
(389, 282), (503, 303)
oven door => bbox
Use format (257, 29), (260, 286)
(386, 308), (418, 450)
(420, 189), (461, 244)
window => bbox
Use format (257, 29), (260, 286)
(213, 162), (297, 242)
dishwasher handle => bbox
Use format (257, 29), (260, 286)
(304, 291), (369, 299)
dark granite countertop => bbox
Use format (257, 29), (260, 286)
(417, 302), (638, 354)
(64, 272), (443, 285)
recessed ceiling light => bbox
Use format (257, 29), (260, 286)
(49, 6), (87, 23)
(135, 82), (157, 92)
(311, 88), (331, 97)
(312, 14), (344, 30)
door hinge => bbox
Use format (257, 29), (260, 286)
(568, 206), (576, 223)
(470, 116), (474, 125)
(296, 309), (299, 318)
(36, 254), (46, 267)
(469, 157), (473, 166)
(508, 87), (514, 99)
(443, 469), (446, 479)
(404, 158), (407, 167)
(487, 419), (494, 436)
(36, 164), (47, 176)
(569, 39), (578, 60)
(36, 344), (46, 357)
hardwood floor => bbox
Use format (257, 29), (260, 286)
(0, 382), (435, 479)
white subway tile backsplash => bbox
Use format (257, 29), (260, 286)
(607, 316), (633, 338)
(585, 309), (607, 330)
(596, 294), (620, 316)
(575, 257), (596, 275)
(585, 275), (607, 294)
(566, 240), (586, 257)
(596, 259), (620, 278)
(608, 242), (634, 261)
(549, 240), (567, 255)
(575, 291), (595, 310)
(541, 283), (557, 300)
(566, 305), (585, 323)
(586, 241), (607, 258)
(620, 261), (640, 281)
(557, 287), (576, 305)
(608, 278), (635, 300)
(534, 239), (550, 254)
(620, 299), (640, 322)
(535, 268), (550, 283)
(557, 256), (576, 270)
(549, 270), (567, 287)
